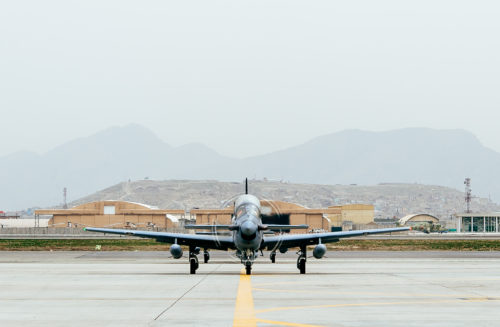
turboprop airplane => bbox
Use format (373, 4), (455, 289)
(85, 179), (409, 275)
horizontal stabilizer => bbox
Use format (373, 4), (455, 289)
(195, 231), (232, 236)
(260, 224), (309, 230)
(185, 225), (234, 230)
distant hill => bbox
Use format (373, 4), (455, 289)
(237, 128), (500, 197)
(1, 124), (500, 210)
(0, 124), (230, 210)
(72, 180), (500, 219)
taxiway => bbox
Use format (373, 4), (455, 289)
(0, 251), (499, 326)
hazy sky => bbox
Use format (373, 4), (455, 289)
(1, 1), (499, 158)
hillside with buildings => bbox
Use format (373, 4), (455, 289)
(71, 179), (500, 220)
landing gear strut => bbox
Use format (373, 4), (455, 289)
(245, 262), (252, 275)
(203, 249), (210, 263)
(270, 251), (276, 263)
(297, 245), (306, 274)
(239, 249), (255, 275)
(189, 245), (199, 274)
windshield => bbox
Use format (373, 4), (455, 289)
(235, 203), (260, 219)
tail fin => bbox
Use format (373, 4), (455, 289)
(245, 178), (248, 194)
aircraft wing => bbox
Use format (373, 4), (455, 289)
(262, 227), (410, 249)
(84, 227), (234, 250)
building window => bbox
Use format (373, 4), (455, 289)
(473, 216), (484, 232)
(486, 217), (496, 232)
(104, 206), (115, 215)
(462, 217), (471, 232)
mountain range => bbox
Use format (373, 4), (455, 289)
(1, 124), (499, 210)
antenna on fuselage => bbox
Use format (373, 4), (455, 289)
(245, 178), (248, 194)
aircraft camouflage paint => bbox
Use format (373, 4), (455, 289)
(85, 179), (409, 275)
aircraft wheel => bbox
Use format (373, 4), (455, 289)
(190, 257), (199, 274)
(270, 252), (276, 263)
(204, 252), (210, 263)
(297, 257), (306, 274)
(245, 264), (252, 275)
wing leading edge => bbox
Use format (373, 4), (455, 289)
(84, 227), (234, 250)
(262, 227), (410, 249)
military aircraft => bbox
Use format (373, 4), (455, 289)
(85, 179), (409, 275)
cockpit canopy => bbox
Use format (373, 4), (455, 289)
(234, 195), (261, 210)
(234, 195), (261, 218)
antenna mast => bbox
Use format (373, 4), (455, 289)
(464, 178), (471, 213)
(245, 178), (248, 194)
(63, 187), (68, 209)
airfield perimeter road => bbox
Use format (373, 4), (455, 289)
(1, 251), (499, 327)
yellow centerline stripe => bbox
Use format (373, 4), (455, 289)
(255, 318), (325, 327)
(233, 269), (257, 327)
(255, 298), (499, 314)
(252, 287), (475, 298)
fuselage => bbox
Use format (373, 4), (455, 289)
(232, 194), (263, 251)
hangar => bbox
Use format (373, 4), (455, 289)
(191, 201), (375, 233)
(191, 200), (335, 233)
(35, 200), (376, 233)
(327, 204), (375, 228)
(399, 214), (440, 226)
(35, 201), (184, 229)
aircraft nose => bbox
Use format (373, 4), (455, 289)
(240, 221), (258, 236)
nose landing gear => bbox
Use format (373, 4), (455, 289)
(245, 262), (252, 275)
(240, 249), (256, 275)
(203, 249), (210, 263)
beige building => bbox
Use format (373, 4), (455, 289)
(327, 204), (375, 227)
(35, 199), (375, 232)
(191, 200), (374, 233)
(36, 201), (184, 229)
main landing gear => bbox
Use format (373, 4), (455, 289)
(297, 245), (306, 274)
(270, 251), (276, 263)
(203, 249), (210, 263)
(189, 245), (199, 274)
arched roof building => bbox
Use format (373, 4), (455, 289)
(399, 214), (439, 226)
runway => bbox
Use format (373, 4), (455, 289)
(1, 251), (499, 326)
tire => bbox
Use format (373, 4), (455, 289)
(298, 258), (306, 274)
(204, 253), (210, 263)
(271, 253), (276, 263)
(190, 257), (198, 274)
(245, 265), (252, 275)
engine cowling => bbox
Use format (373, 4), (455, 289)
(313, 244), (327, 259)
(170, 244), (183, 259)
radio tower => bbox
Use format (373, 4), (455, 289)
(464, 178), (471, 213)
(63, 187), (68, 209)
